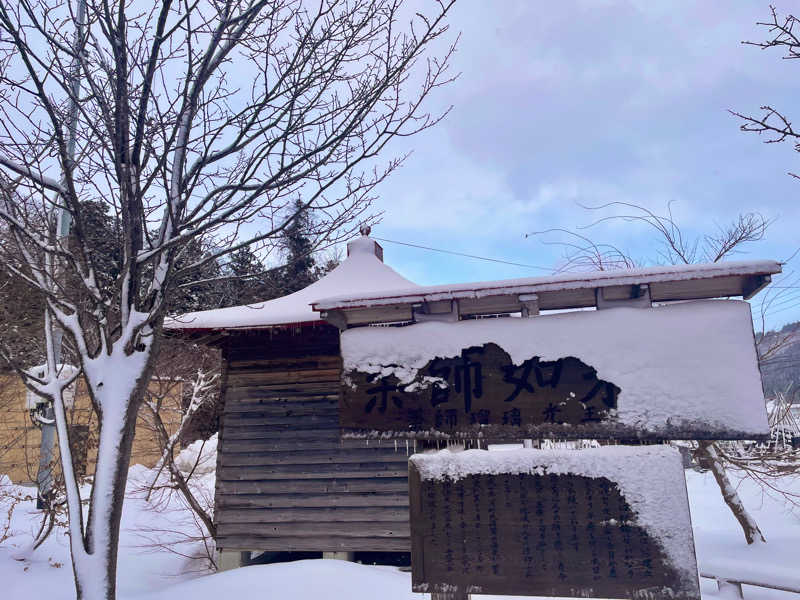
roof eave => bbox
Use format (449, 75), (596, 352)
(164, 318), (330, 339)
(312, 261), (782, 326)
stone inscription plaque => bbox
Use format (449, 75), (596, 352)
(408, 456), (700, 599)
(342, 342), (620, 439)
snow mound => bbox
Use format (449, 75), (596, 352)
(139, 560), (424, 600)
(175, 435), (218, 476)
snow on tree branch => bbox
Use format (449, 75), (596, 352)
(0, 1), (456, 598)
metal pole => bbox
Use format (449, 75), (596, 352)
(36, 0), (86, 509)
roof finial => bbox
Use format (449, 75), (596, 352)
(360, 223), (372, 237)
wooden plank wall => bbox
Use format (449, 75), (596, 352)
(214, 325), (411, 552)
(0, 373), (183, 484)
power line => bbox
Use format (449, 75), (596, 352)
(373, 237), (553, 271)
(760, 290), (800, 312)
(760, 291), (800, 311)
(762, 302), (800, 319)
(783, 245), (800, 264)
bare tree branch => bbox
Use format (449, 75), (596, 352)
(0, 2), (458, 598)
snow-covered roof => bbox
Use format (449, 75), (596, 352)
(313, 259), (781, 315)
(164, 234), (416, 331)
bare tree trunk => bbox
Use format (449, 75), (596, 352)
(695, 441), (766, 545)
(0, 2), (458, 597)
(51, 342), (158, 600)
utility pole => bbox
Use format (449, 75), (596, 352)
(34, 0), (87, 509)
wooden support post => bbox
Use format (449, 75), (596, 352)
(716, 578), (744, 599)
(519, 293), (539, 317)
(322, 551), (354, 561)
(320, 309), (348, 331)
(595, 284), (651, 310)
(217, 550), (249, 571)
(431, 592), (469, 600)
(414, 300), (460, 323)
(742, 274), (771, 300)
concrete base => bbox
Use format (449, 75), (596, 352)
(322, 551), (354, 561)
(217, 550), (250, 571)
(432, 593), (470, 600)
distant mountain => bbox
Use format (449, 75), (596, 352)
(758, 321), (800, 399)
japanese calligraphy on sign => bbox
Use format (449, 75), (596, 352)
(341, 342), (620, 439)
(408, 458), (701, 600)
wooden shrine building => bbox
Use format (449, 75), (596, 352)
(166, 231), (782, 571)
(166, 232), (419, 566)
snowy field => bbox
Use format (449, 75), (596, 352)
(1, 464), (799, 600)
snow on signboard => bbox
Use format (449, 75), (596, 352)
(408, 445), (701, 599)
(340, 299), (767, 440)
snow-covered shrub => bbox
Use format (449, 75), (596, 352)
(130, 434), (218, 573)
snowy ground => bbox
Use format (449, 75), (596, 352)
(1, 464), (799, 600)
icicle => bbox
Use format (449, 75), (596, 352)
(413, 439), (417, 454)
(405, 440), (409, 456)
(394, 439), (397, 453)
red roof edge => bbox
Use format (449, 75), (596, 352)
(165, 318), (329, 335)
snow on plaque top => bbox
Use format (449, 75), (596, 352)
(408, 446), (700, 599)
(340, 299), (767, 440)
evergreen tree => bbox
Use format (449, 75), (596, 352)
(0, 200), (119, 368)
(76, 201), (122, 297)
(276, 200), (317, 296)
(313, 254), (341, 281)
(168, 239), (229, 314)
(0, 262), (46, 368)
(164, 204), (341, 312)
(226, 246), (269, 306)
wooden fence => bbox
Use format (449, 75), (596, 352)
(0, 373), (183, 484)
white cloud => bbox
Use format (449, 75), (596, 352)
(362, 1), (800, 327)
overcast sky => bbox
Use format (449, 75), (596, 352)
(360, 1), (800, 331)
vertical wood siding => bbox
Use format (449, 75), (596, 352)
(0, 374), (182, 484)
(214, 327), (411, 552)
